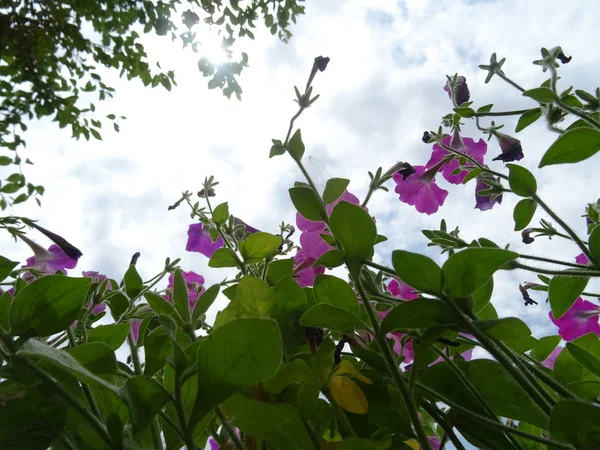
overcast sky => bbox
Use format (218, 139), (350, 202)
(3, 0), (600, 339)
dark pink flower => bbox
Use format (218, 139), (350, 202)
(164, 270), (206, 308)
(209, 438), (219, 450)
(444, 75), (470, 106)
(186, 223), (224, 258)
(131, 319), (142, 342)
(541, 346), (563, 369)
(426, 131), (486, 185)
(82, 271), (113, 290)
(393, 165), (448, 215)
(576, 253), (590, 265)
(491, 132), (524, 162)
(475, 176), (503, 211)
(388, 279), (418, 300)
(426, 436), (441, 450)
(293, 248), (326, 287)
(549, 297), (600, 341)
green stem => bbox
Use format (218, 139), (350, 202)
(354, 276), (432, 450)
(418, 383), (574, 450)
(518, 253), (591, 269)
(438, 142), (508, 181)
(521, 355), (576, 399)
(512, 261), (600, 277)
(322, 389), (357, 438)
(533, 194), (595, 265)
(303, 419), (323, 450)
(67, 327), (102, 419)
(361, 185), (375, 208)
(441, 296), (553, 416)
(294, 158), (325, 206)
(215, 406), (246, 450)
(175, 376), (196, 450)
(496, 72), (526, 92)
(362, 260), (396, 276)
(421, 401), (466, 450)
(60, 431), (79, 450)
(474, 109), (531, 117)
(159, 410), (185, 441)
(127, 331), (163, 449)
(261, 258), (270, 281)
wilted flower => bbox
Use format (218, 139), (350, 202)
(393, 165), (448, 215)
(491, 132), (524, 162)
(427, 130), (487, 184)
(549, 297), (600, 341)
(475, 176), (503, 211)
(444, 75), (470, 106)
(198, 188), (215, 198)
(521, 228), (535, 244)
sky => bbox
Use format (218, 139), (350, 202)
(3, 0), (600, 346)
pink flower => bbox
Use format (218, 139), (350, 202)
(549, 298), (600, 341)
(131, 319), (142, 342)
(576, 253), (590, 265)
(293, 248), (326, 287)
(164, 270), (206, 309)
(426, 436), (441, 450)
(186, 223), (224, 258)
(393, 165), (448, 215)
(541, 346), (563, 369)
(426, 131), (486, 185)
(23, 243), (79, 276)
(388, 279), (418, 300)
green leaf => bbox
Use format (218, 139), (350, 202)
(18, 339), (119, 393)
(288, 129), (305, 160)
(513, 198), (537, 231)
(314, 249), (346, 269)
(266, 258), (295, 286)
(473, 278), (493, 313)
(554, 333), (600, 401)
(566, 342), (600, 378)
(123, 265), (143, 299)
(67, 342), (118, 375)
(514, 422), (546, 450)
(314, 338), (336, 384)
(330, 201), (376, 264)
(300, 303), (367, 331)
(0, 255), (18, 283)
(380, 299), (457, 334)
(506, 335), (538, 354)
(453, 107), (475, 118)
(531, 335), (562, 362)
(235, 275), (274, 317)
(208, 248), (240, 268)
(88, 323), (130, 351)
(158, 315), (189, 372)
(507, 164), (537, 197)
(172, 269), (191, 323)
(0, 291), (11, 331)
(10, 276), (91, 337)
(189, 318), (282, 430)
(212, 202), (229, 225)
(469, 359), (548, 428)
(106, 291), (129, 321)
(314, 275), (359, 314)
(540, 128), (600, 167)
(474, 317), (531, 341)
(270, 143), (286, 158)
(225, 393), (314, 449)
(442, 248), (518, 298)
(144, 330), (171, 376)
(122, 376), (172, 433)
(289, 186), (325, 222)
(338, 438), (392, 449)
(263, 359), (316, 394)
(448, 408), (515, 450)
(0, 156), (12, 165)
(549, 275), (589, 319)
(145, 291), (175, 316)
(391, 250), (444, 295)
(240, 232), (282, 264)
(192, 284), (220, 321)
(323, 178), (350, 204)
(589, 226), (600, 263)
(515, 108), (543, 132)
(522, 87), (555, 103)
(550, 400), (600, 448)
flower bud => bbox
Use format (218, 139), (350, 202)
(444, 75), (470, 106)
(491, 132), (524, 162)
(23, 220), (82, 260)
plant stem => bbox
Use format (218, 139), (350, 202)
(361, 185), (375, 208)
(521, 355), (576, 399)
(66, 327), (102, 419)
(518, 253), (591, 269)
(322, 388), (357, 438)
(215, 406), (246, 450)
(159, 410), (185, 441)
(303, 419), (323, 450)
(421, 401), (466, 450)
(362, 260), (396, 276)
(497, 73), (526, 92)
(512, 261), (600, 277)
(418, 383), (574, 449)
(440, 296), (553, 416)
(126, 330), (164, 450)
(474, 109), (531, 117)
(175, 376), (196, 450)
(354, 276), (432, 450)
(533, 194), (595, 265)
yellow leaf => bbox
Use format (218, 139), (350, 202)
(331, 360), (372, 385)
(403, 439), (420, 450)
(329, 375), (369, 414)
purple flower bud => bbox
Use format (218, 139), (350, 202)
(443, 76), (470, 106)
(557, 51), (572, 64)
(474, 176), (502, 211)
(24, 221), (82, 260)
(521, 228), (535, 244)
(491, 132), (524, 162)
(422, 131), (432, 143)
(315, 56), (330, 72)
(305, 327), (324, 354)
